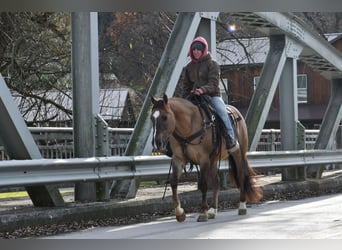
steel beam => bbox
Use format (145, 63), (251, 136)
(279, 59), (298, 151)
(279, 36), (303, 151)
(308, 78), (342, 178)
(315, 79), (342, 150)
(279, 59), (303, 180)
(255, 12), (342, 79)
(246, 35), (287, 151)
(0, 75), (64, 207)
(71, 12), (102, 202)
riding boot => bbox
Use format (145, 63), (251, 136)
(228, 140), (239, 153)
(228, 140), (243, 171)
(224, 134), (239, 153)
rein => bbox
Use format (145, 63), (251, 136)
(172, 126), (206, 146)
(172, 96), (214, 148)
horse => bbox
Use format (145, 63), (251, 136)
(150, 93), (263, 222)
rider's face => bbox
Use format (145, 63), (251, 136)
(192, 48), (202, 60)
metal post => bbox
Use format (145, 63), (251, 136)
(71, 12), (100, 202)
(95, 114), (110, 201)
(279, 36), (305, 181)
(279, 58), (298, 151)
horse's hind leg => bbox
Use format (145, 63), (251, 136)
(229, 148), (248, 215)
(238, 154), (248, 214)
(238, 192), (247, 215)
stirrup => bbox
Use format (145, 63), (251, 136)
(228, 141), (239, 153)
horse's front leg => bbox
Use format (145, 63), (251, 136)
(170, 158), (186, 222)
(197, 164), (210, 222)
(208, 164), (220, 219)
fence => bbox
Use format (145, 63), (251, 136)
(256, 129), (319, 151)
(0, 127), (321, 160)
(0, 127), (133, 160)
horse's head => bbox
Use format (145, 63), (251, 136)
(150, 94), (176, 153)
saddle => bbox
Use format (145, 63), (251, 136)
(186, 94), (239, 145)
(163, 94), (240, 158)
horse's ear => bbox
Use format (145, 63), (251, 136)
(151, 95), (157, 104)
(163, 93), (168, 104)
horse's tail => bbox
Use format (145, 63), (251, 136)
(243, 156), (263, 202)
(228, 146), (263, 202)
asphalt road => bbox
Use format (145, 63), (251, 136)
(42, 193), (342, 239)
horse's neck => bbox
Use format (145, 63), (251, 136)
(169, 98), (202, 137)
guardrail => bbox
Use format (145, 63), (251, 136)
(0, 150), (341, 188)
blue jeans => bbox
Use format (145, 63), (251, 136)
(209, 95), (235, 145)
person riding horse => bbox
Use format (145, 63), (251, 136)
(179, 36), (239, 154)
(149, 37), (262, 221)
(150, 94), (262, 221)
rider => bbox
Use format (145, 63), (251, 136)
(179, 36), (238, 152)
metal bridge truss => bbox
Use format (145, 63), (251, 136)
(0, 12), (342, 205)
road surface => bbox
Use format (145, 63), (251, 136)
(41, 193), (342, 239)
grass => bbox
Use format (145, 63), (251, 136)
(0, 191), (29, 199)
(0, 182), (159, 199)
(0, 189), (73, 199)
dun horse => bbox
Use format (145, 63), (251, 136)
(151, 94), (262, 222)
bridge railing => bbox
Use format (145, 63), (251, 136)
(0, 149), (341, 188)
(256, 129), (320, 151)
(0, 127), (320, 160)
(0, 127), (341, 190)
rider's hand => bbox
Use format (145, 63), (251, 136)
(193, 88), (204, 96)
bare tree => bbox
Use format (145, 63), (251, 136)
(0, 12), (72, 125)
(1, 12), (341, 126)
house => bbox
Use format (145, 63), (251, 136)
(12, 88), (136, 128)
(216, 33), (342, 129)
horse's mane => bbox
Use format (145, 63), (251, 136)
(168, 96), (193, 106)
(168, 96), (199, 113)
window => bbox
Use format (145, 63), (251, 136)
(253, 76), (259, 90)
(253, 74), (307, 103)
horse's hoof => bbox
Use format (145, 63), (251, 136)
(208, 213), (216, 219)
(197, 213), (208, 222)
(238, 209), (247, 215)
(208, 208), (217, 219)
(176, 212), (186, 222)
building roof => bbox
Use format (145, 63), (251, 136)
(216, 33), (342, 66)
(12, 88), (132, 123)
(99, 88), (132, 121)
(325, 33), (342, 43)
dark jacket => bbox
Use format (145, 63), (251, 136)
(180, 36), (221, 98)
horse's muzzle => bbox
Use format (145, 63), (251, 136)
(154, 138), (168, 154)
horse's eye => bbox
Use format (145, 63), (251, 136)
(161, 115), (167, 121)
